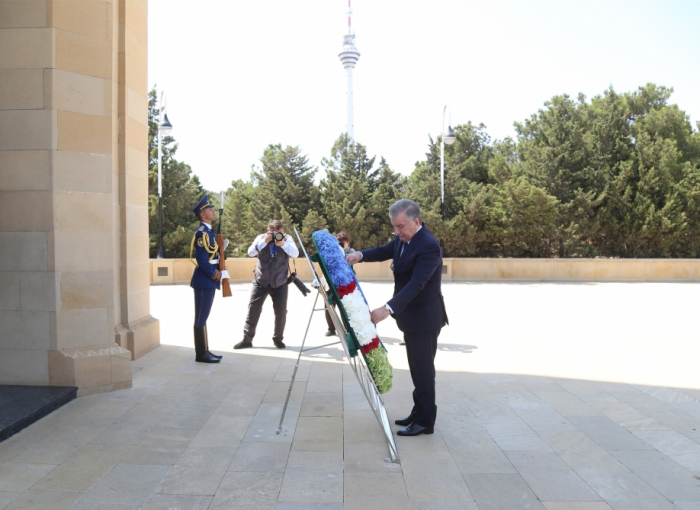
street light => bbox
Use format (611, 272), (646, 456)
(156, 92), (173, 259)
(441, 105), (456, 221)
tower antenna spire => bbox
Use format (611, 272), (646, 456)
(339, 0), (360, 142)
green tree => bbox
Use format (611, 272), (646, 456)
(319, 134), (404, 250)
(147, 87), (204, 258)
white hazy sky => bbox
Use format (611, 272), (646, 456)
(149, 0), (700, 192)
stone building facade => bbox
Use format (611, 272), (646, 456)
(0, 0), (158, 395)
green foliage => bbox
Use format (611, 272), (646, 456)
(151, 82), (699, 259)
(407, 83), (700, 258)
(148, 87), (204, 258)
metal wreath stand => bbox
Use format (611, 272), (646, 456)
(275, 228), (400, 464)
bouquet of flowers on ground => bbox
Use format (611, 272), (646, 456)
(312, 230), (393, 394)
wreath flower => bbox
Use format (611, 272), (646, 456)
(313, 230), (393, 393)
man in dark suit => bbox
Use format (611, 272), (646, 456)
(346, 199), (448, 436)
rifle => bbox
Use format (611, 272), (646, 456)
(217, 191), (232, 298)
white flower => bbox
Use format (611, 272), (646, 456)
(341, 291), (377, 345)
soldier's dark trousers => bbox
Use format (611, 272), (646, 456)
(193, 288), (216, 327)
(243, 281), (288, 342)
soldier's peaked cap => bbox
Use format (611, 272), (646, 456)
(191, 194), (215, 215)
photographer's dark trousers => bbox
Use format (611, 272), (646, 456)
(243, 281), (288, 342)
(404, 328), (441, 428)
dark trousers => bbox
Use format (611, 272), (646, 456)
(404, 328), (441, 427)
(243, 281), (288, 342)
(193, 288), (215, 327)
(325, 309), (335, 332)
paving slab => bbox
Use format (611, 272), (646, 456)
(2, 282), (700, 509)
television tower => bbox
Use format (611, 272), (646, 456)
(338, 0), (360, 142)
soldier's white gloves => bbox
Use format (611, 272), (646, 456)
(224, 239), (230, 250)
(220, 270), (230, 280)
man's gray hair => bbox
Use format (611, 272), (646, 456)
(389, 199), (421, 221)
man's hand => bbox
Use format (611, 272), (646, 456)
(346, 251), (362, 266)
(370, 306), (390, 325)
(264, 233), (273, 243)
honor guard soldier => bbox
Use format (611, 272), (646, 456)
(190, 194), (230, 363)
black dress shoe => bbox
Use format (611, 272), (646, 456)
(397, 422), (434, 436)
(208, 351), (223, 360)
(395, 415), (414, 426)
(195, 351), (220, 363)
(273, 340), (286, 349)
(324, 330), (336, 337)
(234, 340), (253, 349)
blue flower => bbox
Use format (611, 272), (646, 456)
(313, 231), (354, 287)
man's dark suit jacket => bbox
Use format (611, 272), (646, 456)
(360, 225), (448, 333)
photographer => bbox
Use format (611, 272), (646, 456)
(234, 220), (299, 350)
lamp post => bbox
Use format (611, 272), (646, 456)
(156, 92), (173, 259)
(440, 105), (456, 221)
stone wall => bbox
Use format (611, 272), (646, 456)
(0, 0), (158, 395)
(151, 257), (700, 284)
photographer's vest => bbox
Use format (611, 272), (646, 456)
(253, 235), (290, 288)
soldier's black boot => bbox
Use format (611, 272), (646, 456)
(194, 327), (219, 363)
(203, 326), (222, 360)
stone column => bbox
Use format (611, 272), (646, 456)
(112, 0), (160, 359)
(0, 0), (158, 395)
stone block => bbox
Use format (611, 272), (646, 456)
(126, 85), (147, 126)
(0, 232), (48, 271)
(122, 0), (147, 47)
(0, 190), (54, 231)
(123, 114), (148, 151)
(48, 343), (132, 395)
(57, 110), (112, 154)
(55, 28), (111, 79)
(0, 68), (43, 109)
(0, 310), (51, 350)
(50, 230), (113, 272)
(121, 174), (148, 206)
(0, 1), (47, 28)
(0, 349), (49, 384)
(120, 54), (147, 95)
(119, 287), (151, 322)
(45, 68), (105, 116)
(114, 314), (159, 360)
(53, 150), (111, 193)
(0, 28), (53, 68)
(0, 109), (55, 150)
(50, 0), (108, 39)
(151, 259), (174, 285)
(123, 203), (149, 236)
(125, 144), (147, 177)
(124, 25), (147, 70)
(60, 270), (113, 310)
(19, 271), (59, 311)
(0, 150), (51, 190)
(0, 271), (20, 310)
(55, 190), (111, 232)
(55, 307), (110, 350)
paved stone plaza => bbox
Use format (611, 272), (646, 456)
(1, 282), (699, 509)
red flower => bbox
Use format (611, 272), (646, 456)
(336, 280), (356, 298)
(361, 337), (380, 354)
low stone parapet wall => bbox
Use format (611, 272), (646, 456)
(150, 257), (700, 284)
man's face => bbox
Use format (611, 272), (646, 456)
(200, 207), (216, 223)
(267, 226), (284, 234)
(391, 212), (421, 242)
